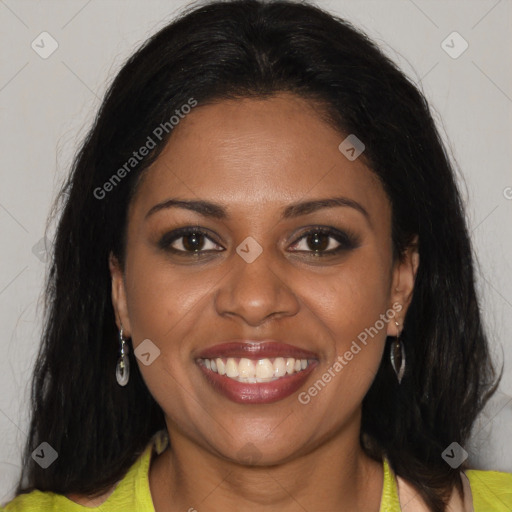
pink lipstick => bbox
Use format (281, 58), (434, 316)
(196, 340), (319, 404)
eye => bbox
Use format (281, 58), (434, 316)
(288, 227), (359, 256)
(158, 225), (359, 257)
(158, 227), (224, 254)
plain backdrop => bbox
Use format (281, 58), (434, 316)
(1, 0), (511, 502)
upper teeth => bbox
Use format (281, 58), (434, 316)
(200, 357), (310, 382)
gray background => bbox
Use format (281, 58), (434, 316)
(1, 0), (511, 502)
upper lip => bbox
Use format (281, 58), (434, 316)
(196, 340), (319, 360)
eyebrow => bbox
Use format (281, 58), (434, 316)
(145, 196), (370, 223)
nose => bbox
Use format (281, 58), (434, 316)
(214, 244), (300, 327)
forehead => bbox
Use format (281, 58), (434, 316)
(129, 93), (389, 224)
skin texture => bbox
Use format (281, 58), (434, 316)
(107, 93), (420, 511)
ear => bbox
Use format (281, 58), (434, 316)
(387, 236), (419, 337)
(109, 252), (131, 337)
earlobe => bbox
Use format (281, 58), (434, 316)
(402, 245), (419, 305)
(387, 237), (420, 336)
(108, 252), (131, 336)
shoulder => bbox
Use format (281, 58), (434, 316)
(2, 488), (117, 511)
(2, 490), (75, 511)
(392, 463), (512, 512)
(2, 432), (167, 512)
(465, 468), (512, 511)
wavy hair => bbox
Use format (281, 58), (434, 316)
(14, 1), (498, 510)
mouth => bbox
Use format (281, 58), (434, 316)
(196, 341), (319, 404)
(198, 356), (313, 382)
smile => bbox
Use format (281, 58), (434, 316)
(198, 356), (312, 383)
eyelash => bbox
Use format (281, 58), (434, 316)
(158, 226), (360, 257)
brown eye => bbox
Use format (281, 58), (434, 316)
(181, 232), (206, 252)
(158, 228), (224, 254)
(304, 232), (331, 252)
(289, 227), (360, 256)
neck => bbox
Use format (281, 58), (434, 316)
(149, 420), (383, 512)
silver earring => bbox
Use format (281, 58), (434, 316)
(115, 325), (130, 386)
(390, 321), (406, 384)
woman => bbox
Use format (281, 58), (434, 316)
(3, 1), (511, 511)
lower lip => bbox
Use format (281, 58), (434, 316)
(197, 361), (318, 404)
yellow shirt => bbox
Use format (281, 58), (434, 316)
(3, 431), (512, 511)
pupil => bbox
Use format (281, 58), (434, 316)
(308, 232), (328, 251)
(183, 232), (204, 251)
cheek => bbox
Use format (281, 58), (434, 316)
(124, 251), (208, 344)
(301, 247), (392, 389)
(308, 250), (392, 341)
(122, 254), (209, 426)
(122, 231), (393, 421)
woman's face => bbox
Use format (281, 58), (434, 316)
(110, 93), (417, 464)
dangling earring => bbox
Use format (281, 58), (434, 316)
(116, 324), (130, 386)
(390, 320), (406, 384)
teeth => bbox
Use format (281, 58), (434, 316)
(256, 359), (274, 380)
(273, 357), (286, 377)
(201, 356), (311, 382)
(216, 358), (226, 376)
(239, 358), (255, 379)
(225, 358), (239, 378)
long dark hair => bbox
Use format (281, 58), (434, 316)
(14, 1), (498, 510)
